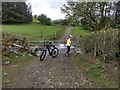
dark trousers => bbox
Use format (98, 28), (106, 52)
(66, 46), (70, 55)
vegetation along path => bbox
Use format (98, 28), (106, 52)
(3, 27), (114, 88)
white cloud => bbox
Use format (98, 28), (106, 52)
(26, 0), (67, 20)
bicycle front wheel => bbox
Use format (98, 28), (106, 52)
(40, 50), (47, 61)
(51, 47), (59, 58)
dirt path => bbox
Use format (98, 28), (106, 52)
(58, 27), (72, 44)
(11, 55), (98, 88)
(8, 27), (98, 88)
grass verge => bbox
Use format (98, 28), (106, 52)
(74, 54), (118, 88)
(2, 55), (37, 87)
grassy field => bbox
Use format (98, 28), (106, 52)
(2, 24), (65, 40)
(71, 27), (89, 37)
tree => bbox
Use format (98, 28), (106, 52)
(34, 15), (37, 18)
(2, 1), (32, 24)
(61, 1), (118, 31)
(0, 3), (1, 23)
(37, 14), (51, 25)
(52, 19), (68, 25)
(115, 1), (120, 28)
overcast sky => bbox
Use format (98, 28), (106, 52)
(26, 0), (67, 20)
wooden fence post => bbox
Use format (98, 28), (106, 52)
(41, 30), (43, 38)
(22, 36), (26, 49)
(26, 37), (30, 53)
(93, 32), (97, 59)
(76, 36), (80, 47)
(54, 32), (56, 40)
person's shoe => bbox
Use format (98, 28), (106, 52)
(65, 53), (70, 57)
(67, 54), (70, 57)
(65, 53), (68, 56)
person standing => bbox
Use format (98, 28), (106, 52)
(65, 35), (72, 56)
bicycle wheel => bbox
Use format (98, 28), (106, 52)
(40, 50), (47, 61)
(51, 47), (59, 58)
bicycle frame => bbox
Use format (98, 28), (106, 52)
(45, 44), (54, 55)
(42, 41), (55, 55)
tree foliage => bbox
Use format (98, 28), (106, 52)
(0, 3), (1, 23)
(33, 15), (37, 18)
(52, 19), (68, 25)
(61, 1), (120, 31)
(2, 2), (32, 24)
(37, 14), (51, 25)
(115, 1), (120, 28)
